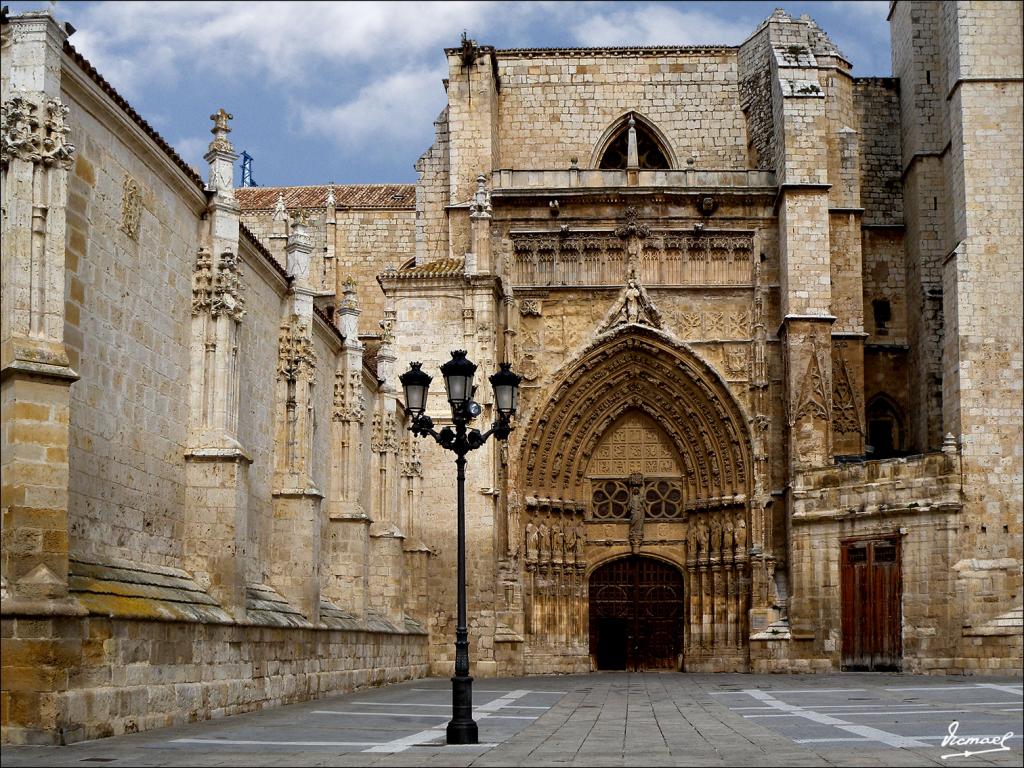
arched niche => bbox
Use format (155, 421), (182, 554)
(590, 111), (678, 170)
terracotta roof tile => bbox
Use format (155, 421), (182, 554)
(63, 42), (206, 191)
(236, 184), (415, 211)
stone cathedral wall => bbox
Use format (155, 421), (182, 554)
(1, 16), (427, 745)
(492, 49), (748, 170)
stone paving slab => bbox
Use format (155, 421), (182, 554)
(1, 673), (1020, 766)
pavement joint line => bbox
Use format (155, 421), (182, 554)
(741, 689), (930, 749)
(313, 710), (538, 720)
(411, 688), (568, 695)
(169, 739), (381, 747)
(347, 701), (551, 710)
(709, 689), (867, 695)
(978, 683), (1024, 697)
(883, 684), (1017, 692)
(360, 688), (536, 754)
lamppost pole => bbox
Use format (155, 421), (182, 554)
(400, 352), (521, 746)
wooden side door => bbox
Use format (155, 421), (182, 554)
(841, 537), (902, 671)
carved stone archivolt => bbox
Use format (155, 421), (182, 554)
(518, 326), (750, 507)
(1, 95), (76, 169)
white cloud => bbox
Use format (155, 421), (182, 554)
(62, 1), (492, 95)
(571, 4), (753, 47)
(299, 65), (447, 149)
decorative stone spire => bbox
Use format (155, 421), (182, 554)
(626, 114), (639, 170)
(326, 185), (336, 208)
(204, 108), (236, 194)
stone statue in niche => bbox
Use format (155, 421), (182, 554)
(624, 277), (641, 324)
(525, 520), (537, 562)
(627, 472), (645, 552)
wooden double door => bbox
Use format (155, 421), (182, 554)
(589, 556), (683, 671)
(840, 537), (903, 671)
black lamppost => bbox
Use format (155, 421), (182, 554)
(400, 351), (521, 745)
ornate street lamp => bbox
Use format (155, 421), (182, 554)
(399, 351), (521, 745)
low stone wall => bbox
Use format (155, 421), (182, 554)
(1, 615), (429, 745)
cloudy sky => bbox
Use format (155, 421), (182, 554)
(8, 1), (892, 186)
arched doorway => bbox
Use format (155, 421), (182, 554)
(589, 556), (684, 670)
(515, 327), (753, 673)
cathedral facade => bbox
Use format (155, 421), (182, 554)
(2, 2), (1021, 744)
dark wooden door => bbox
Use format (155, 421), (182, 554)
(841, 537), (902, 671)
(589, 556), (683, 670)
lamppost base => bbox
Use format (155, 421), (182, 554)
(446, 673), (478, 744)
(446, 719), (479, 745)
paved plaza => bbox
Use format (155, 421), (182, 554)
(2, 673), (1021, 766)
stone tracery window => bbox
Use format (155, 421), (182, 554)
(599, 118), (671, 170)
(587, 411), (684, 520)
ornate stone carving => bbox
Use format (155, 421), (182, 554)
(1, 95), (75, 169)
(277, 318), (316, 381)
(506, 490), (521, 558)
(725, 345), (748, 377)
(614, 206), (651, 239)
(370, 414), (398, 454)
(211, 251), (246, 322)
(599, 270), (662, 332)
(520, 329), (749, 503)
(191, 248), (214, 316)
(401, 434), (422, 477)
(793, 340), (830, 423)
(333, 370), (365, 422)
(119, 174), (142, 240)
(519, 298), (542, 316)
(469, 173), (492, 218)
(832, 349), (865, 435)
(338, 276), (359, 312)
(208, 108), (234, 153)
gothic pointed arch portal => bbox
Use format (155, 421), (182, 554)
(516, 327), (752, 672)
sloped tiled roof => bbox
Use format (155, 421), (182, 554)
(236, 184), (415, 211)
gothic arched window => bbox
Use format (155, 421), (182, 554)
(599, 116), (671, 170)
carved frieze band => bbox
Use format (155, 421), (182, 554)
(510, 229), (754, 287)
(1, 95), (76, 170)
